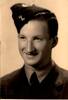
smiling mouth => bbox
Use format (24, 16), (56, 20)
(24, 51), (38, 57)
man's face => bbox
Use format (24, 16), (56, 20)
(18, 20), (53, 67)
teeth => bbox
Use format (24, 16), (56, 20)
(25, 52), (38, 56)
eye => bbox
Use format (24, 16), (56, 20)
(34, 36), (43, 41)
(19, 35), (26, 39)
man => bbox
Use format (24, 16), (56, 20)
(0, 3), (68, 99)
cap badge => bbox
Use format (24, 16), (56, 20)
(18, 16), (25, 21)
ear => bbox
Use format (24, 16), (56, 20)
(51, 36), (58, 48)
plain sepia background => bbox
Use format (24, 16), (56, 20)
(0, 0), (68, 77)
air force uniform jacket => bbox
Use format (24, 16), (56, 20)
(0, 63), (68, 99)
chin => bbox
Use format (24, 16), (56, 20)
(23, 57), (41, 66)
(24, 60), (39, 66)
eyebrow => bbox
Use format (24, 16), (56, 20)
(34, 35), (44, 37)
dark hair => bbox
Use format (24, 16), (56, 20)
(11, 3), (58, 38)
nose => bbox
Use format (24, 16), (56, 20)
(26, 40), (34, 53)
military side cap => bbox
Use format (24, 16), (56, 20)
(11, 3), (58, 35)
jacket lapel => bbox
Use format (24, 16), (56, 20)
(38, 65), (64, 98)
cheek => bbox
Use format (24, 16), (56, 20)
(18, 40), (26, 50)
(34, 40), (52, 57)
(34, 40), (47, 52)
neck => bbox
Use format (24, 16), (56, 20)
(25, 58), (52, 71)
(24, 59), (53, 82)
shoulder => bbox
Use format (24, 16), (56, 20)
(0, 67), (22, 82)
(53, 62), (68, 88)
(52, 63), (68, 98)
(53, 62), (68, 81)
(0, 67), (25, 90)
(54, 63), (68, 97)
(0, 66), (26, 98)
(58, 67), (68, 98)
(56, 65), (68, 82)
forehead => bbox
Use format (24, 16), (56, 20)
(20, 20), (49, 37)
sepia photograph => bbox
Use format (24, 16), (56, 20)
(0, 0), (68, 99)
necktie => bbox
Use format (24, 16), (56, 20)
(30, 72), (39, 88)
(30, 72), (40, 97)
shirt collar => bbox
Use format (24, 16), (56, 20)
(24, 60), (54, 83)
